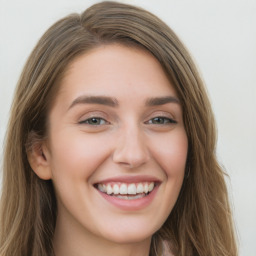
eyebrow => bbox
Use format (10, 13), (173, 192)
(69, 95), (119, 109)
(68, 95), (180, 110)
(145, 96), (180, 106)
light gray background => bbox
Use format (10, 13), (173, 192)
(0, 0), (255, 255)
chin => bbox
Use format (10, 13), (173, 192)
(97, 222), (160, 244)
(105, 231), (152, 244)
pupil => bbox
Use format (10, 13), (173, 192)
(91, 118), (99, 124)
(154, 117), (163, 124)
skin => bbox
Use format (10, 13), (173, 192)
(29, 44), (188, 256)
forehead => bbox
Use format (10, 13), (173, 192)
(50, 43), (179, 114)
(63, 44), (175, 92)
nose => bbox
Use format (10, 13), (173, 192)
(112, 125), (150, 169)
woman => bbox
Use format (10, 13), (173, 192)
(0, 1), (237, 256)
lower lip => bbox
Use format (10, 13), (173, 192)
(96, 186), (159, 211)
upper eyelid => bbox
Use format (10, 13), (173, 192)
(78, 111), (109, 121)
(145, 110), (177, 120)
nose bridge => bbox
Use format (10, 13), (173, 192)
(113, 122), (149, 168)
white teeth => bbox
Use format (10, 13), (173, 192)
(116, 194), (146, 200)
(144, 183), (149, 193)
(113, 184), (119, 194)
(120, 184), (127, 194)
(106, 184), (112, 195)
(127, 183), (136, 195)
(148, 182), (154, 192)
(136, 183), (144, 193)
(98, 184), (105, 192)
(97, 181), (155, 196)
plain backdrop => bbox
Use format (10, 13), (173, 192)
(0, 0), (255, 255)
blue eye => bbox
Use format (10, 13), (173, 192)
(148, 117), (177, 125)
(79, 117), (108, 125)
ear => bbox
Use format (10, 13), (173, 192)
(27, 141), (52, 180)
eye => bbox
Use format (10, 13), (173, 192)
(79, 117), (109, 125)
(147, 116), (177, 125)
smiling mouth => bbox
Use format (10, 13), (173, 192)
(94, 182), (156, 200)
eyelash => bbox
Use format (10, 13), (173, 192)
(79, 117), (109, 126)
(79, 116), (177, 126)
(145, 116), (177, 125)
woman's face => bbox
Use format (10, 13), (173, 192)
(43, 44), (188, 244)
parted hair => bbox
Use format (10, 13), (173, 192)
(0, 1), (237, 256)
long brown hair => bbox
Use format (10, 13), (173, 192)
(0, 2), (237, 255)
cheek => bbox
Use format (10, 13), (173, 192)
(48, 130), (113, 180)
(147, 130), (188, 223)
(48, 131), (114, 215)
(150, 130), (188, 177)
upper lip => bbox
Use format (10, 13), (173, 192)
(94, 175), (161, 184)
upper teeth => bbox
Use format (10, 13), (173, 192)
(97, 182), (155, 195)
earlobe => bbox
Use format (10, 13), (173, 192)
(27, 142), (52, 180)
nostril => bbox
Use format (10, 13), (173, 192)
(119, 162), (134, 169)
